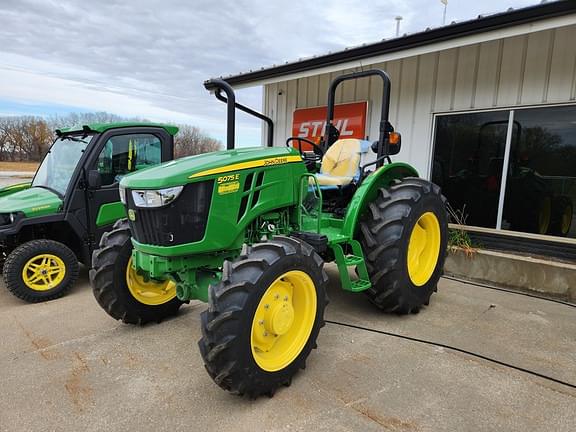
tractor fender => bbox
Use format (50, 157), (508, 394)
(342, 162), (419, 238)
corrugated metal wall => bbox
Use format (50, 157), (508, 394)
(263, 25), (576, 178)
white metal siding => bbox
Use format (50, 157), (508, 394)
(262, 25), (576, 178)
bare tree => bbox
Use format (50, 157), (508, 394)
(174, 124), (221, 158)
(0, 117), (51, 161)
(0, 113), (221, 162)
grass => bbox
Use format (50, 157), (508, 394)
(446, 203), (477, 258)
(0, 161), (39, 172)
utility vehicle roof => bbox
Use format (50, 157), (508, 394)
(56, 122), (179, 136)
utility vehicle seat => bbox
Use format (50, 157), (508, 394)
(314, 138), (368, 187)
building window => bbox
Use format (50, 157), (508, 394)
(432, 105), (576, 240)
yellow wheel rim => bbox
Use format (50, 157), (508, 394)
(561, 204), (572, 234)
(538, 197), (552, 234)
(407, 212), (441, 287)
(251, 270), (317, 372)
(22, 254), (66, 291)
(125, 258), (177, 306)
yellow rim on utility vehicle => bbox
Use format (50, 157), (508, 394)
(125, 257), (177, 306)
(407, 212), (441, 287)
(251, 270), (317, 372)
(22, 254), (66, 291)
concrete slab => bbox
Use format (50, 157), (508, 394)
(0, 265), (575, 431)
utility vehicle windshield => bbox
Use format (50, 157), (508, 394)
(33, 134), (93, 195)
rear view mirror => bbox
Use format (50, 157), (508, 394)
(87, 170), (102, 189)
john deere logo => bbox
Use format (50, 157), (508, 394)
(128, 209), (136, 221)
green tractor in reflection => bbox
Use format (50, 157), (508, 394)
(0, 123), (177, 302)
(90, 70), (448, 397)
(440, 120), (573, 236)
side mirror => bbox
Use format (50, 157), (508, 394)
(388, 132), (402, 155)
(87, 170), (102, 189)
(370, 132), (402, 156)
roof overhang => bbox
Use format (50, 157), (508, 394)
(205, 1), (576, 90)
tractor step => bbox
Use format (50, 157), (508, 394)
(344, 255), (364, 266)
(349, 279), (372, 292)
(329, 240), (372, 293)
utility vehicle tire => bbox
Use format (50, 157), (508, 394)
(357, 177), (448, 314)
(0, 250), (6, 275)
(199, 236), (328, 398)
(90, 219), (183, 325)
(3, 239), (79, 303)
(548, 196), (573, 237)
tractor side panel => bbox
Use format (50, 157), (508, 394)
(342, 163), (419, 238)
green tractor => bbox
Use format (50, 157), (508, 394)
(0, 123), (177, 302)
(90, 70), (448, 397)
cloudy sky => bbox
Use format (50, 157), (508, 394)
(0, 0), (544, 143)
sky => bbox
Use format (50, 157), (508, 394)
(0, 0), (548, 144)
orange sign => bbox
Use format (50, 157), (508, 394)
(291, 102), (367, 150)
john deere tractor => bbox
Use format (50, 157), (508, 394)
(90, 70), (448, 397)
(0, 123), (177, 302)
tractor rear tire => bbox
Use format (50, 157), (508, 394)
(90, 219), (183, 325)
(357, 177), (448, 314)
(199, 236), (328, 398)
(3, 239), (79, 303)
(548, 196), (573, 237)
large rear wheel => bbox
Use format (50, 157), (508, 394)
(548, 196), (573, 237)
(89, 219), (183, 325)
(199, 236), (328, 398)
(357, 177), (448, 313)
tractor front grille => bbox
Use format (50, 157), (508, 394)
(126, 180), (213, 246)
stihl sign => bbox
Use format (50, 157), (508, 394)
(291, 102), (367, 150)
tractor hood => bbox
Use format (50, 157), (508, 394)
(120, 146), (302, 189)
(0, 187), (62, 218)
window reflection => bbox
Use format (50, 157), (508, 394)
(503, 106), (575, 237)
(432, 111), (509, 228)
(432, 105), (576, 239)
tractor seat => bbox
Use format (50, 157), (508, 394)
(314, 139), (368, 187)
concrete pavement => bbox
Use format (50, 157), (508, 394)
(0, 266), (575, 431)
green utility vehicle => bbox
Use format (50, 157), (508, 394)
(90, 70), (448, 397)
(0, 123), (177, 302)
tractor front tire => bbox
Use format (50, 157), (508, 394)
(3, 239), (79, 302)
(199, 236), (328, 398)
(358, 177), (448, 314)
(90, 219), (183, 325)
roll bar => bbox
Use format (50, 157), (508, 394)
(204, 79), (274, 150)
(324, 69), (394, 169)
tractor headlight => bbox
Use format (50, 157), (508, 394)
(131, 186), (184, 208)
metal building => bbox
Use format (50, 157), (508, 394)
(215, 2), (576, 257)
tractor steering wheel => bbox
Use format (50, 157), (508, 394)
(285, 137), (324, 162)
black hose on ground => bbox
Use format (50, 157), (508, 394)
(325, 319), (576, 391)
(441, 275), (576, 309)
